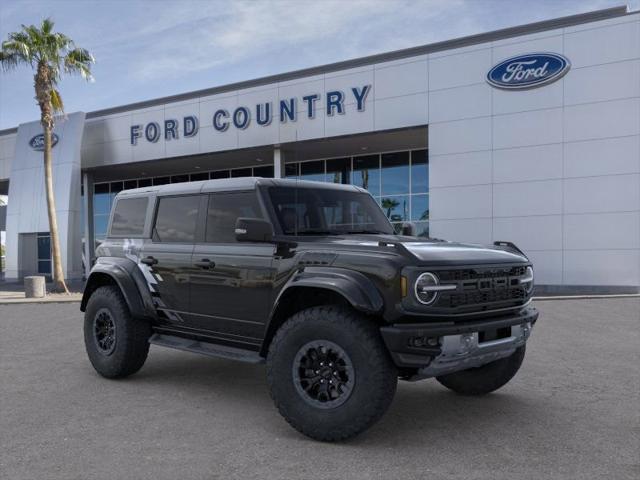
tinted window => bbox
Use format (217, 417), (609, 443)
(154, 195), (200, 243)
(110, 197), (148, 236)
(206, 192), (262, 243)
(269, 187), (394, 235)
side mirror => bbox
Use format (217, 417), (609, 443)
(401, 222), (416, 236)
(235, 217), (273, 242)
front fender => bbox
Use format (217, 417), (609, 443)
(81, 258), (156, 320)
(274, 266), (384, 315)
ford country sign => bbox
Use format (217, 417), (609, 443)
(29, 133), (59, 151)
(487, 53), (570, 90)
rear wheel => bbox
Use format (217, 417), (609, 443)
(84, 286), (151, 378)
(436, 346), (526, 396)
(267, 305), (397, 442)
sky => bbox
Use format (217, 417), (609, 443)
(0, 0), (636, 130)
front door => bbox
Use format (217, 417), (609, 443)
(141, 194), (201, 325)
(187, 191), (275, 349)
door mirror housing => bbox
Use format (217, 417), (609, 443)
(235, 217), (273, 242)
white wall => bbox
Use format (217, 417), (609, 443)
(428, 12), (640, 288)
(0, 133), (16, 181)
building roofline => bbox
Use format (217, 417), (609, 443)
(0, 5), (631, 136)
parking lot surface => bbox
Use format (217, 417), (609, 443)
(1, 298), (638, 480)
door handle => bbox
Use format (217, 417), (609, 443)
(140, 256), (158, 266)
(194, 258), (215, 269)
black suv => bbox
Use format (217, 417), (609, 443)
(81, 177), (538, 441)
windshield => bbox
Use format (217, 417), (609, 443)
(268, 186), (395, 236)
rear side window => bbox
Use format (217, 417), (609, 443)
(110, 197), (148, 236)
(153, 195), (200, 243)
(206, 191), (262, 243)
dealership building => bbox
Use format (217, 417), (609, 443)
(0, 5), (638, 293)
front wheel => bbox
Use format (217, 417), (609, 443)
(436, 346), (526, 396)
(267, 305), (398, 442)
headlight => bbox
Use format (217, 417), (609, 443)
(414, 272), (441, 305)
(522, 266), (534, 294)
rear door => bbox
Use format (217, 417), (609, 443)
(186, 190), (276, 348)
(141, 194), (202, 324)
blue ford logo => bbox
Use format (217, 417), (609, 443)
(487, 53), (570, 90)
(29, 133), (59, 151)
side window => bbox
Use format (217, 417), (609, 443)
(110, 197), (148, 236)
(206, 191), (262, 243)
(153, 195), (200, 243)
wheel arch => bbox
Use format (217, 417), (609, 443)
(260, 267), (384, 356)
(81, 259), (156, 321)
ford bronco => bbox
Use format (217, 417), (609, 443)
(81, 177), (538, 441)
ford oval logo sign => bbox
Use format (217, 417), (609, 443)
(487, 53), (570, 90)
(29, 133), (59, 151)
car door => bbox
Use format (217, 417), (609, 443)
(140, 194), (201, 325)
(186, 190), (276, 348)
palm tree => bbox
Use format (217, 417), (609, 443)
(0, 18), (94, 292)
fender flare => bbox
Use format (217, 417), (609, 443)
(81, 258), (156, 320)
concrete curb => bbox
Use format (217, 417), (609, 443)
(0, 295), (83, 305)
(533, 294), (640, 301)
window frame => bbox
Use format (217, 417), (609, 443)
(150, 193), (205, 245)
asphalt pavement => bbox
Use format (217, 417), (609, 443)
(1, 298), (638, 480)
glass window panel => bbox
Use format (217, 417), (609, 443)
(38, 260), (51, 274)
(411, 149), (429, 194)
(153, 195), (200, 243)
(171, 174), (189, 183)
(231, 168), (252, 178)
(351, 155), (380, 195)
(94, 215), (109, 237)
(253, 165), (274, 178)
(124, 180), (138, 190)
(300, 160), (325, 182)
(189, 172), (209, 182)
(37, 235), (50, 260)
(285, 163), (299, 178)
(153, 176), (170, 186)
(380, 195), (409, 223)
(93, 192), (111, 216)
(110, 181), (124, 193)
(326, 158), (350, 184)
(381, 151), (410, 195)
(411, 194), (429, 221)
(110, 197), (148, 236)
(94, 183), (109, 194)
(211, 170), (230, 179)
(138, 178), (152, 187)
(206, 192), (262, 243)
(414, 221), (429, 238)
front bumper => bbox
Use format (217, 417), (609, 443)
(380, 306), (538, 379)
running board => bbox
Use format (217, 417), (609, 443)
(149, 333), (265, 364)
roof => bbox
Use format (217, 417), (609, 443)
(116, 177), (364, 197)
(0, 5), (631, 136)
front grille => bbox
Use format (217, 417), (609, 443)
(434, 265), (530, 310)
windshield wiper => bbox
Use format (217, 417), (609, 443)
(345, 229), (390, 235)
(285, 229), (343, 236)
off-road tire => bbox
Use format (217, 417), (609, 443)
(267, 305), (397, 442)
(84, 285), (151, 379)
(436, 345), (526, 396)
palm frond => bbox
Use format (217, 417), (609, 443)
(50, 88), (64, 113)
(64, 47), (94, 81)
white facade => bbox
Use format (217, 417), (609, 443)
(0, 7), (638, 291)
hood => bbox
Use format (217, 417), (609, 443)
(400, 241), (528, 265)
(294, 234), (529, 266)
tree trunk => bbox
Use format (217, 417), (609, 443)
(43, 122), (69, 293)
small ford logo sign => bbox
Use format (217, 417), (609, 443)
(487, 53), (570, 90)
(29, 133), (59, 151)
